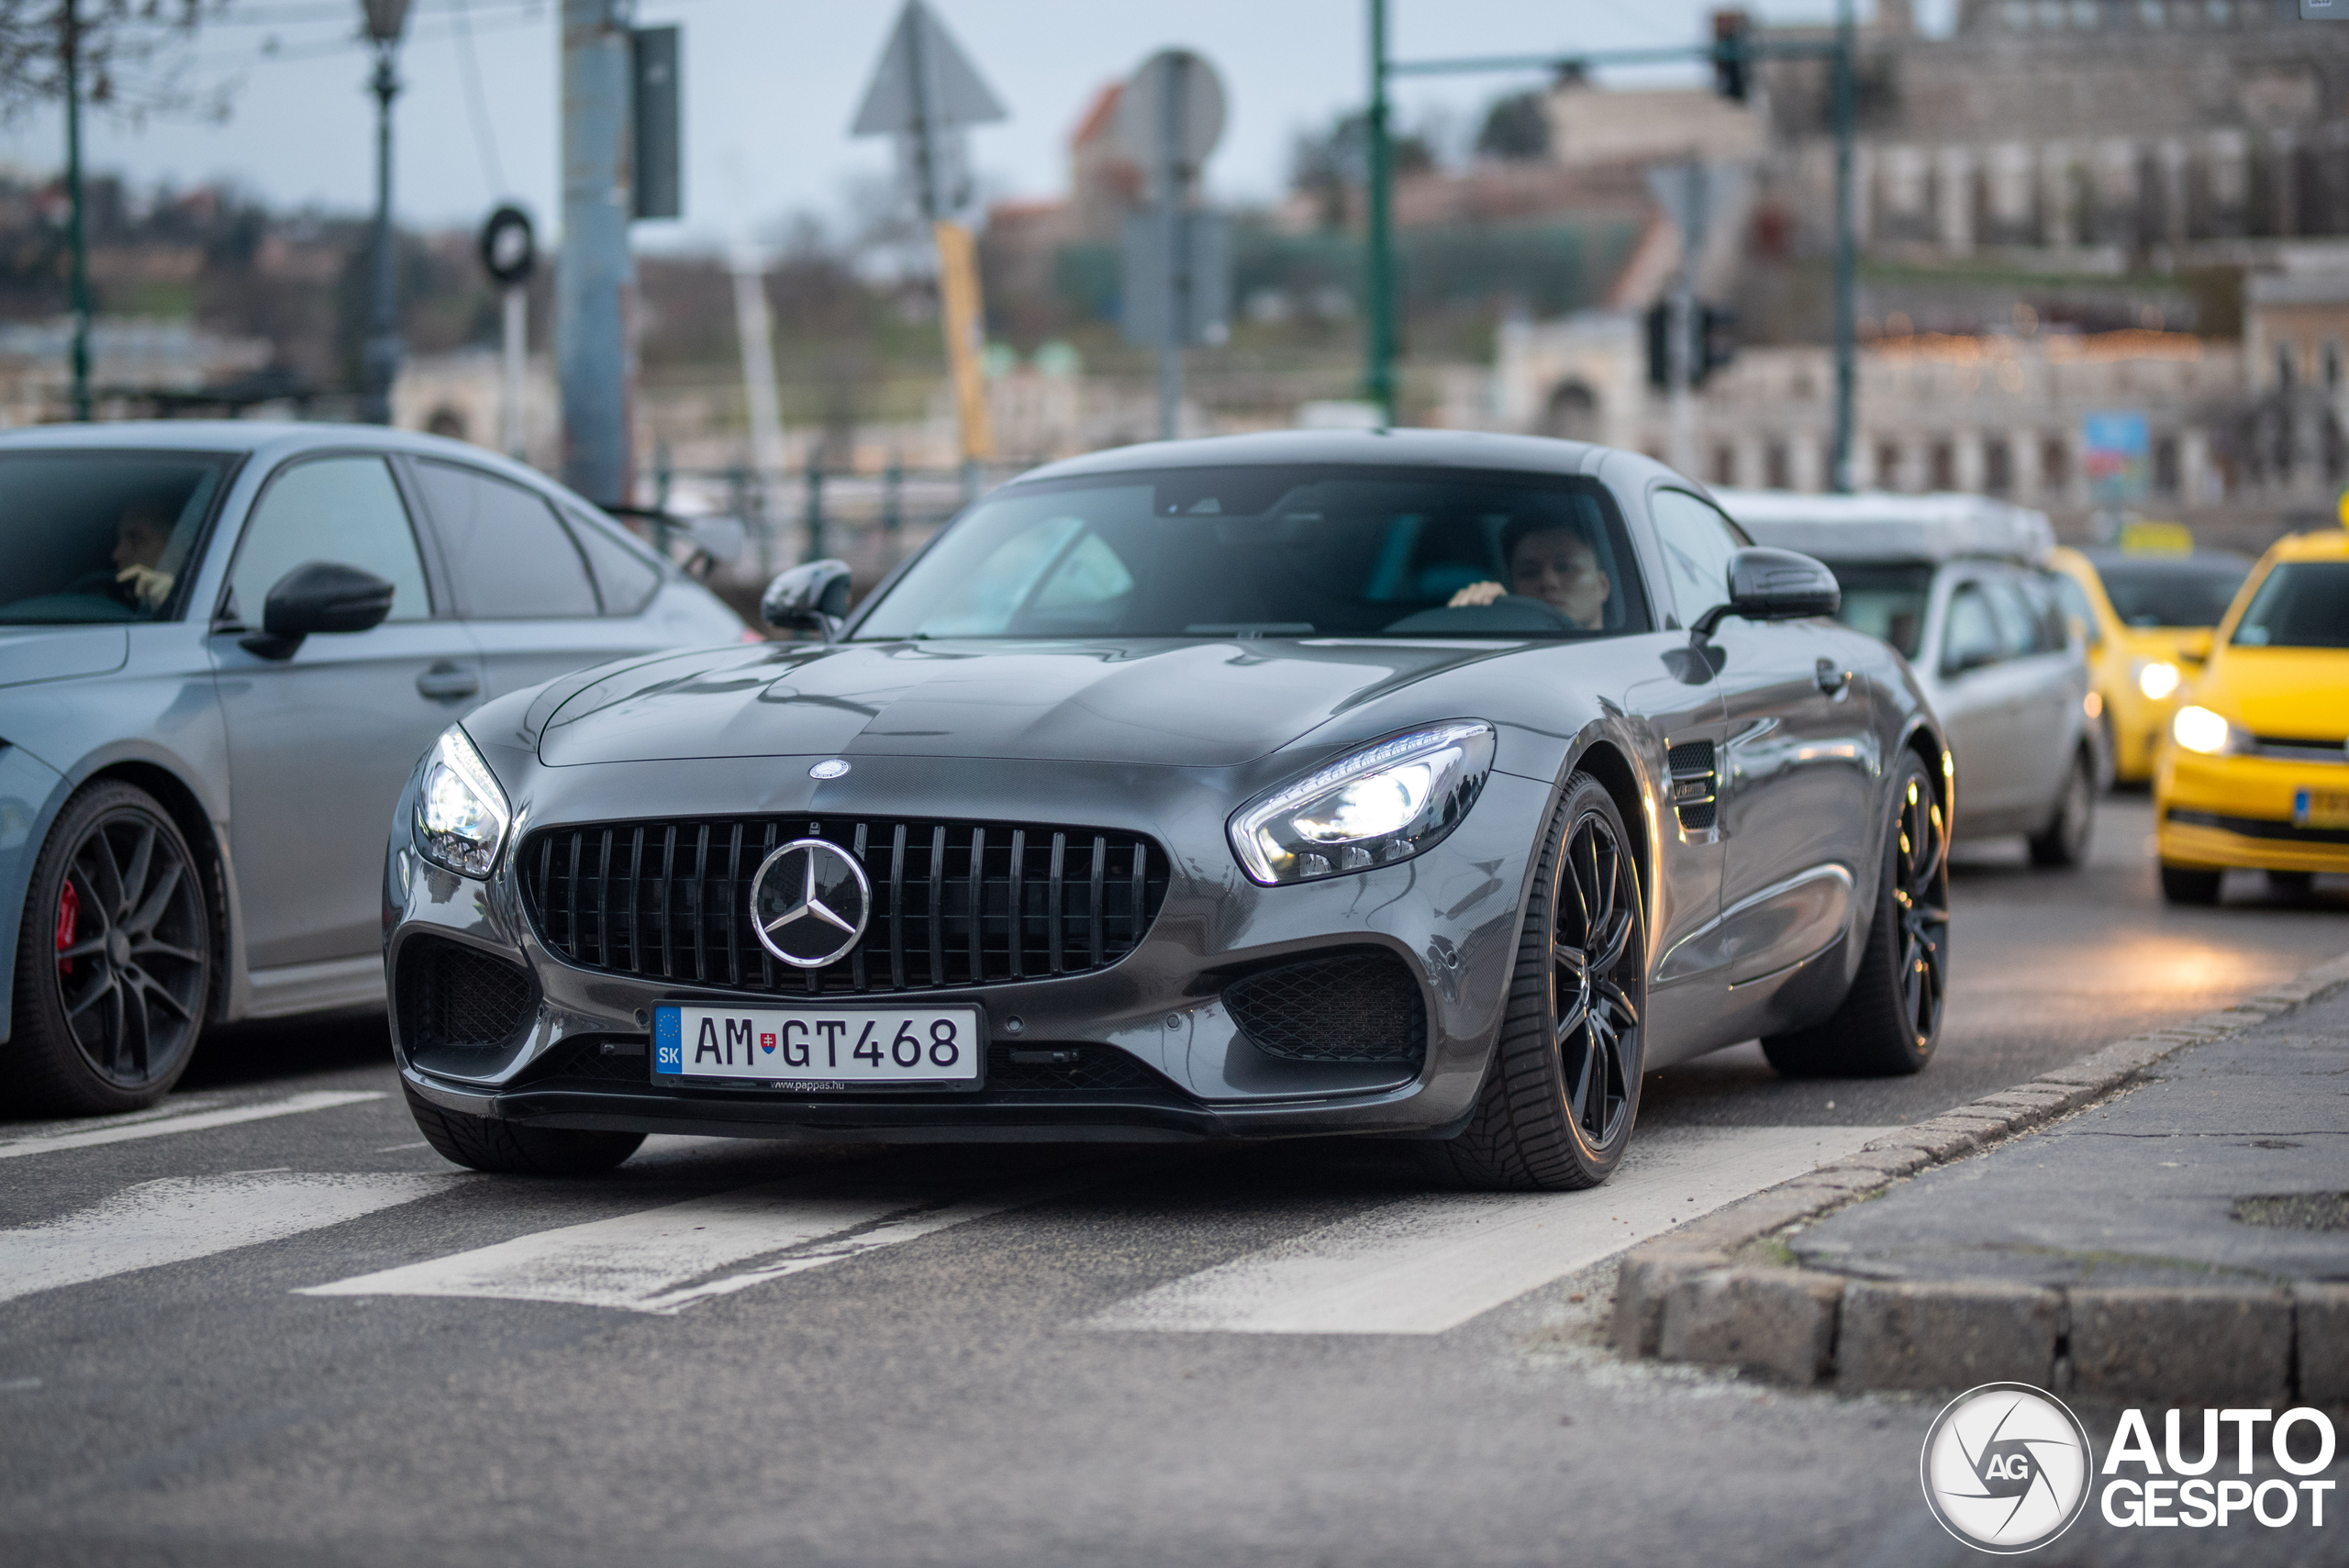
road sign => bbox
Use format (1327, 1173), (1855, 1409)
(1119, 208), (1230, 349)
(1116, 50), (1226, 190)
(850, 1), (1006, 138)
(478, 206), (535, 284)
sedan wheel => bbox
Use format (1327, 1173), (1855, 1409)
(2025, 748), (2095, 869)
(7, 782), (212, 1115)
(1432, 772), (1645, 1191)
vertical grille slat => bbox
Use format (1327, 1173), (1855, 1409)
(522, 816), (1167, 997)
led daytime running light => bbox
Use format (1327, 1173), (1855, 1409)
(414, 725), (512, 878)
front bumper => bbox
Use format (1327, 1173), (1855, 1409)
(385, 756), (1553, 1143)
(2155, 750), (2349, 873)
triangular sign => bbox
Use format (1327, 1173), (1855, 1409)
(850, 0), (1007, 138)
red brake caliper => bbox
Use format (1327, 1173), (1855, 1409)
(55, 879), (79, 976)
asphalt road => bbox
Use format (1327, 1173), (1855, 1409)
(2, 795), (2343, 1568)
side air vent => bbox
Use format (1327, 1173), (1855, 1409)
(396, 935), (538, 1064)
(1666, 740), (1719, 833)
(1224, 949), (1427, 1064)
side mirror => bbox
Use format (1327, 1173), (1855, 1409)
(2176, 628), (2212, 668)
(761, 559), (853, 641)
(240, 561), (396, 660)
(1689, 548), (1841, 641)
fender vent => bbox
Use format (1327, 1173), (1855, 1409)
(1667, 740), (1719, 832)
(1224, 949), (1427, 1064)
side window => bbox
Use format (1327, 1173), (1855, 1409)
(1942, 583), (2004, 673)
(228, 455), (431, 625)
(564, 509), (663, 617)
(1981, 573), (2052, 656)
(1647, 488), (1745, 628)
(415, 462), (599, 618)
(2049, 571), (2100, 649)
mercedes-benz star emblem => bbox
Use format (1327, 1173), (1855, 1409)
(809, 759), (850, 780)
(747, 839), (871, 968)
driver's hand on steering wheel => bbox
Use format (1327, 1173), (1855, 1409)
(1447, 580), (1506, 607)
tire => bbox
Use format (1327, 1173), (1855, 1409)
(1429, 772), (1645, 1192)
(6, 781), (213, 1116)
(2026, 748), (2095, 869)
(2266, 870), (2316, 897)
(403, 1083), (643, 1174)
(1763, 752), (1948, 1078)
(2159, 864), (2223, 906)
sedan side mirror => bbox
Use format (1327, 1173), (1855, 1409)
(761, 559), (853, 641)
(240, 561), (396, 660)
(1689, 548), (1842, 642)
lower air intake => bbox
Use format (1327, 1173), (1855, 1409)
(1223, 949), (1428, 1064)
(395, 936), (537, 1058)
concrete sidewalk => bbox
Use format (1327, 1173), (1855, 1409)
(1612, 951), (2349, 1402)
(1793, 986), (2349, 1292)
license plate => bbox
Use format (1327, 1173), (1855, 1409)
(2295, 789), (2349, 830)
(652, 1004), (983, 1090)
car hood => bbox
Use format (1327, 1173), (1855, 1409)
(534, 638), (1511, 768)
(2203, 647), (2349, 739)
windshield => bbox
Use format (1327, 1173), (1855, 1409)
(0, 450), (235, 624)
(2232, 562), (2349, 650)
(2094, 558), (2248, 628)
(1816, 561), (1932, 660)
(852, 466), (1650, 641)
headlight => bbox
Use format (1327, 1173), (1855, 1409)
(414, 725), (512, 877)
(2135, 660), (2180, 701)
(1230, 722), (1494, 886)
(2170, 706), (2241, 757)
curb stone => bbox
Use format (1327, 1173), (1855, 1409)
(1614, 949), (2349, 1398)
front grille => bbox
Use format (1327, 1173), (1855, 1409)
(2248, 734), (2349, 763)
(1667, 739), (1719, 832)
(520, 817), (1169, 995)
(396, 935), (537, 1052)
(2166, 808), (2349, 848)
(1224, 949), (1427, 1064)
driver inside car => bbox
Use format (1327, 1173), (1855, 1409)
(110, 496), (177, 612)
(1445, 518), (1612, 629)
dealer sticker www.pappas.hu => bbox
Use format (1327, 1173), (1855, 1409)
(1920, 1384), (2095, 1553)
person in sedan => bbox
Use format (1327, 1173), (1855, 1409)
(1447, 518), (1612, 628)
(110, 495), (177, 611)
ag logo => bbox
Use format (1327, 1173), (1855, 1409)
(748, 838), (871, 968)
(1920, 1383), (2094, 1553)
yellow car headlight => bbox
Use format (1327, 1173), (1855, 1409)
(2135, 660), (2180, 701)
(2170, 706), (2241, 756)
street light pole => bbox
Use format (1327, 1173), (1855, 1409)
(361, 0), (411, 426)
(61, 0), (90, 422)
(1831, 0), (1856, 493)
(1364, 0), (1394, 425)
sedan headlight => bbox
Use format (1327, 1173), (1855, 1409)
(2135, 660), (2180, 701)
(2170, 706), (2243, 757)
(414, 725), (512, 877)
(1230, 722), (1494, 886)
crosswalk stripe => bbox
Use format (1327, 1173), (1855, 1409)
(0, 1091), (387, 1161)
(1084, 1123), (1894, 1336)
(0, 1172), (462, 1305)
(298, 1172), (1090, 1314)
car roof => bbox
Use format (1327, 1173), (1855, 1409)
(1713, 487), (2054, 566)
(2266, 528), (2349, 563)
(0, 420), (566, 495)
(2077, 547), (2253, 573)
(1008, 428), (1618, 484)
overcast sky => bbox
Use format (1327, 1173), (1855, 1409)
(0, 1), (1940, 249)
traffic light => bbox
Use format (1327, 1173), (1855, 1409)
(1646, 301), (1739, 389)
(1712, 10), (1751, 103)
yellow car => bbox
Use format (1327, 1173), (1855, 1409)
(2049, 545), (2252, 784)
(2155, 528), (2349, 904)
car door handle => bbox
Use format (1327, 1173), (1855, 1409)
(1814, 659), (1851, 695)
(416, 662), (480, 701)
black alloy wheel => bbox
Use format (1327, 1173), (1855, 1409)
(8, 782), (213, 1114)
(1434, 772), (1646, 1191)
(1764, 754), (1948, 1077)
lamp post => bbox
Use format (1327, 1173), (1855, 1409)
(360, 0), (410, 425)
(61, 0), (90, 421)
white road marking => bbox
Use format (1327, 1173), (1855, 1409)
(1085, 1124), (1894, 1336)
(0, 1091), (386, 1161)
(0, 1172), (461, 1306)
(299, 1173), (1087, 1314)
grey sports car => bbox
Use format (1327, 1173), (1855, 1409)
(387, 431), (1954, 1190)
